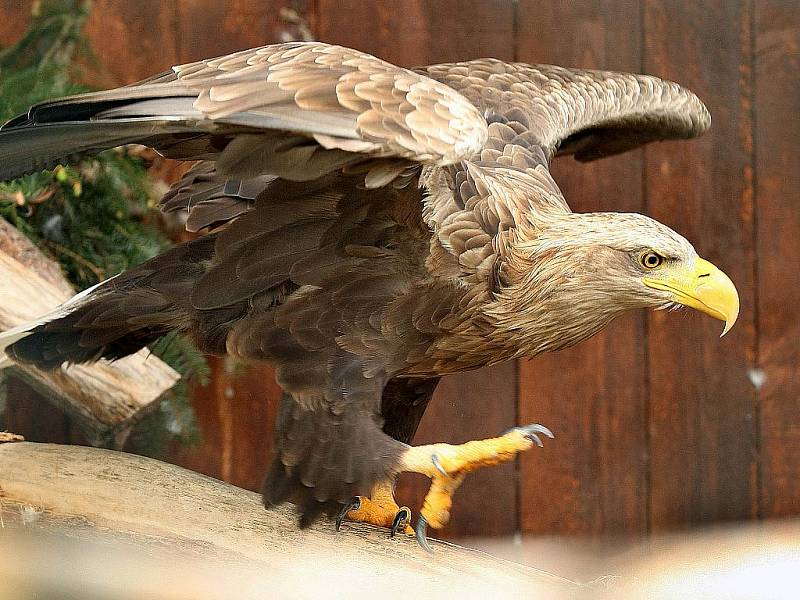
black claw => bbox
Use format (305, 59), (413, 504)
(415, 516), (433, 553)
(389, 507), (411, 538)
(335, 496), (361, 531)
(431, 454), (448, 476)
(503, 423), (555, 444)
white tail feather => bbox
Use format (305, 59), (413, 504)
(0, 275), (117, 365)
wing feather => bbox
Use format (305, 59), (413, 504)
(1, 42), (487, 185)
(422, 59), (710, 162)
(416, 59), (710, 283)
(171, 42), (487, 165)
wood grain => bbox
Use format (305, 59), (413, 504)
(316, 0), (514, 66)
(754, 0), (800, 518)
(516, 0), (648, 537)
(83, 0), (180, 86)
(0, 442), (578, 599)
(643, 0), (758, 529)
(175, 0), (301, 63)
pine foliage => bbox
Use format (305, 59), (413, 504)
(0, 0), (207, 453)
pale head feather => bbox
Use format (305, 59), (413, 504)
(485, 211), (697, 357)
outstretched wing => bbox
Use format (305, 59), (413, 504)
(169, 44), (487, 167)
(0, 42), (486, 185)
(422, 59), (710, 163)
(157, 55), (711, 288)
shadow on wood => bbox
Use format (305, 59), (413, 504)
(0, 441), (578, 599)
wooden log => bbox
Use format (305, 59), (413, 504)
(0, 220), (73, 297)
(0, 441), (579, 599)
(0, 226), (179, 445)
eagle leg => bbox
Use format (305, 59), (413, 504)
(399, 423), (553, 551)
(336, 480), (414, 536)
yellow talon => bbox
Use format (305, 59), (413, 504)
(335, 424), (552, 549)
(337, 480), (414, 536)
(399, 423), (553, 547)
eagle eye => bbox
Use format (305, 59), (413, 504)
(640, 251), (664, 269)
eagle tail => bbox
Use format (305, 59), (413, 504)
(1, 277), (177, 370)
(0, 275), (117, 367)
(1, 236), (219, 369)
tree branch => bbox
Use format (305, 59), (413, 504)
(0, 442), (578, 598)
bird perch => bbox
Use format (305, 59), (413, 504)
(0, 441), (578, 599)
(0, 221), (179, 445)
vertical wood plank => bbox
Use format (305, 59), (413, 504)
(82, 0), (180, 85)
(0, 376), (71, 442)
(175, 0), (308, 63)
(316, 0), (518, 538)
(644, 0), (758, 529)
(316, 0), (514, 66)
(516, 0), (648, 536)
(0, 0), (34, 47)
(166, 357), (283, 492)
(754, 0), (800, 517)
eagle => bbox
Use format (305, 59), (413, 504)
(0, 42), (738, 549)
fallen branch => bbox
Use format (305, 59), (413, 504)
(0, 442), (578, 599)
(0, 221), (179, 445)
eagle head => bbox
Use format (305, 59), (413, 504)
(489, 212), (740, 356)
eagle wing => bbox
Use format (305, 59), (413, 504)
(4, 43), (710, 275)
(156, 51), (711, 292)
(422, 59), (710, 163)
(0, 42), (486, 186)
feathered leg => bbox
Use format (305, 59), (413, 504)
(338, 377), (439, 536)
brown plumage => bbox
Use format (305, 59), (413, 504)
(0, 42), (738, 539)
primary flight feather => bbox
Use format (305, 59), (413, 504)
(0, 42), (738, 547)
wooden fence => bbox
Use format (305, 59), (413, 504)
(0, 0), (797, 538)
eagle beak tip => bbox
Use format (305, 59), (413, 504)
(720, 320), (734, 338)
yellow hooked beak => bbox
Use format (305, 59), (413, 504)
(644, 257), (740, 337)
